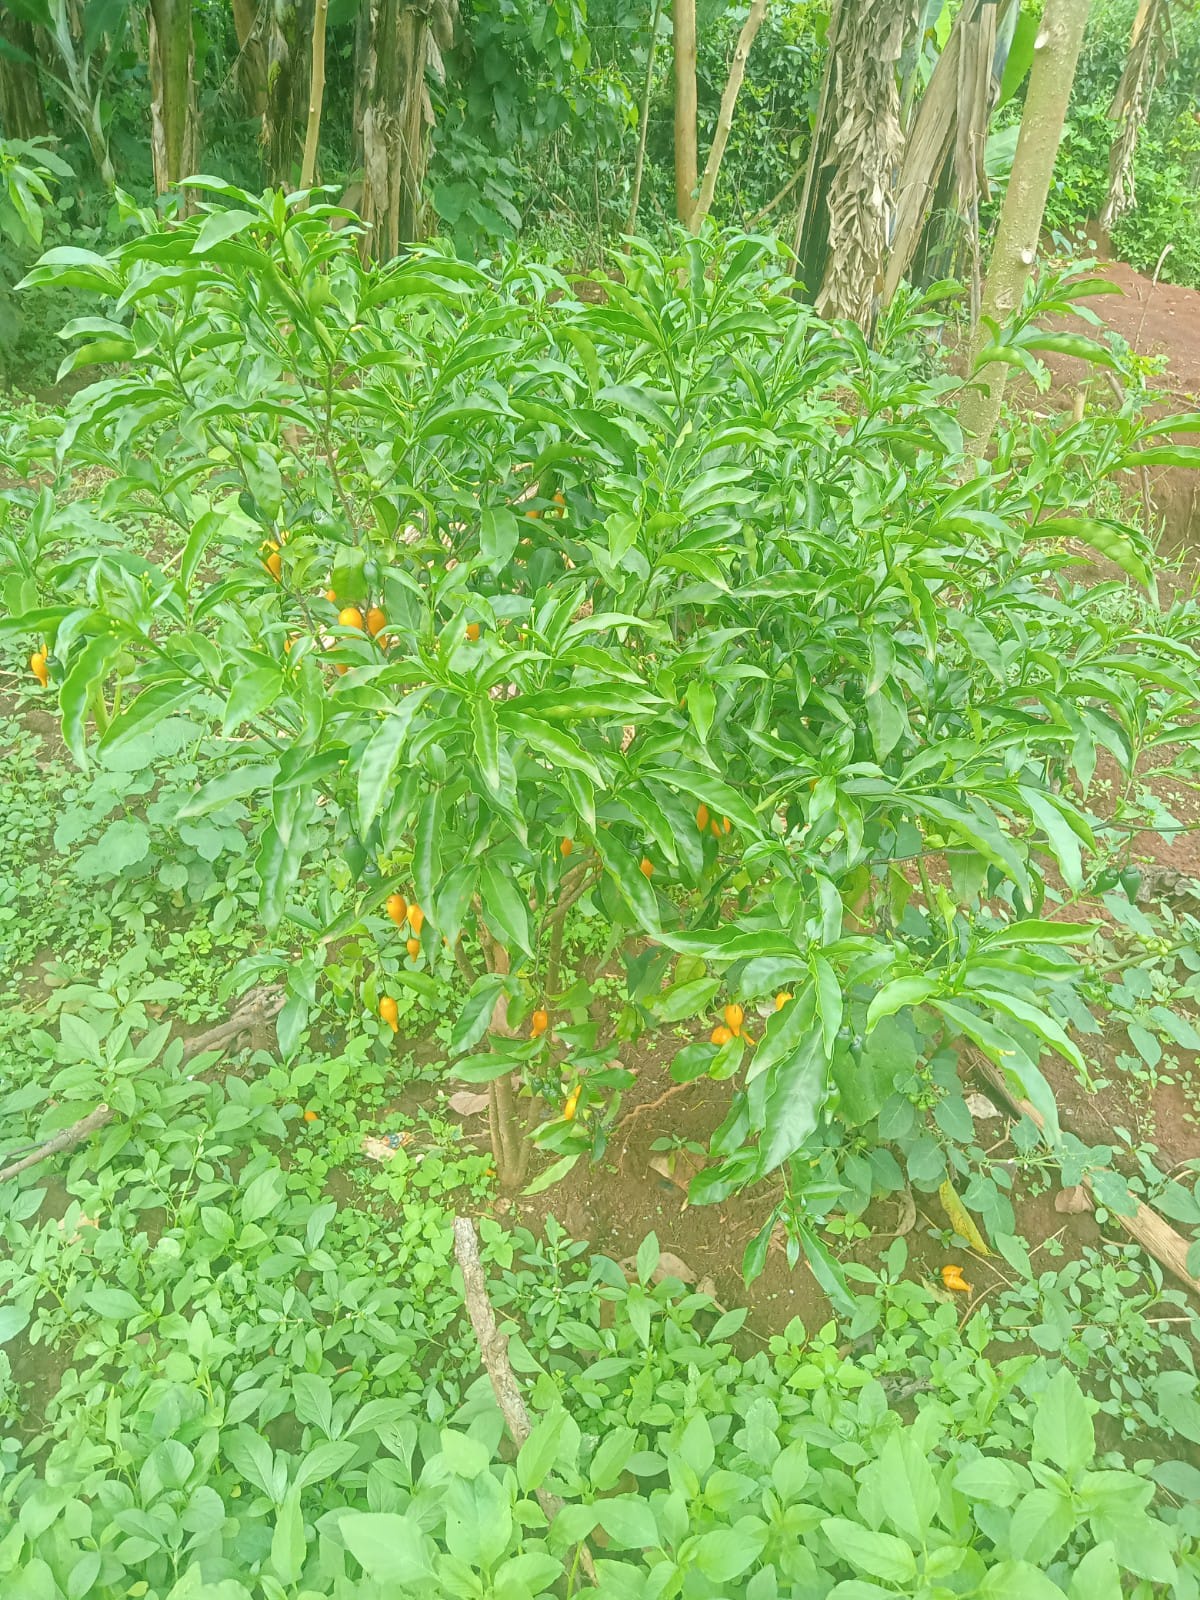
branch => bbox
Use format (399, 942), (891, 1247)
(0, 1105), (113, 1184)
(0, 987), (284, 1185)
(299, 0), (329, 191)
(452, 1216), (597, 1583)
(688, 0), (769, 233)
(964, 1046), (1200, 1298)
(625, 0), (666, 240)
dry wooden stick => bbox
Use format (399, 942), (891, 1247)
(452, 1216), (597, 1586)
(965, 1048), (1200, 1297)
(0, 986), (285, 1184)
(0, 1105), (114, 1184)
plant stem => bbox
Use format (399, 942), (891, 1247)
(625, 0), (665, 240)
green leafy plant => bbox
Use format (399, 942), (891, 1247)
(6, 191), (1200, 1278)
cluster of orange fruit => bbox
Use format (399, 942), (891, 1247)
(696, 804), (731, 838)
(710, 992), (790, 1047)
(386, 892), (424, 959)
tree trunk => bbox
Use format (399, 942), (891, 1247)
(687, 0), (768, 232)
(263, 0), (313, 186)
(231, 0), (267, 118)
(148, 0), (198, 204)
(300, 0), (329, 189)
(793, 0), (908, 329)
(0, 10), (48, 139)
(957, 0), (1092, 446)
(884, 0), (1012, 308)
(625, 0), (665, 238)
(1099, 0), (1165, 234)
(672, 0), (698, 222)
(358, 0), (442, 258)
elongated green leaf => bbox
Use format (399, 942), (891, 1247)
(472, 693), (501, 793)
(479, 861), (533, 956)
(357, 689), (430, 836)
(1030, 517), (1149, 586)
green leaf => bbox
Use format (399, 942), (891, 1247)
(192, 209), (260, 253)
(694, 1525), (766, 1582)
(523, 1153), (580, 1193)
(590, 1426), (637, 1493)
(636, 1231), (660, 1284)
(60, 634), (121, 767)
(0, 1306), (30, 1344)
(340, 1512), (433, 1583)
(222, 668), (282, 736)
(85, 1287), (141, 1321)
(479, 861), (533, 956)
(1033, 1370), (1095, 1475)
(241, 1166), (285, 1225)
(596, 1497), (659, 1549)
(1069, 1541), (1122, 1600)
(357, 690), (430, 836)
(270, 1487), (305, 1585)
(517, 1410), (567, 1492)
(653, 976), (720, 1023)
(866, 976), (936, 1030)
(979, 1561), (1070, 1600)
(480, 504), (520, 570)
(821, 1520), (916, 1583)
(472, 693), (501, 793)
(1030, 517), (1149, 586)
(953, 1456), (1023, 1508)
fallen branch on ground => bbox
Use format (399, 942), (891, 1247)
(0, 986), (285, 1184)
(965, 1047), (1200, 1298)
(0, 1105), (114, 1184)
(452, 1216), (597, 1585)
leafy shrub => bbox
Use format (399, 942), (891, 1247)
(5, 190), (1200, 1258)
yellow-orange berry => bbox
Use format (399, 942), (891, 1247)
(385, 893), (407, 926)
(639, 857), (653, 878)
(531, 1008), (549, 1039)
(379, 996), (399, 1033)
(724, 1003), (744, 1036)
(711, 1024), (733, 1046)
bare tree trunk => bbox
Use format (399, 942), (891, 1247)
(673, 0), (698, 222)
(358, 0), (454, 258)
(957, 0), (1092, 446)
(1099, 0), (1166, 234)
(688, 0), (768, 232)
(231, 0), (267, 118)
(794, 0), (908, 329)
(625, 0), (665, 238)
(148, 0), (198, 205)
(0, 10), (48, 139)
(300, 0), (329, 188)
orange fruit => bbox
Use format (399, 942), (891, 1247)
(723, 1003), (744, 1036)
(29, 650), (48, 688)
(284, 636), (297, 653)
(408, 904), (424, 935)
(721, 816), (731, 834)
(365, 606), (386, 636)
(696, 803), (709, 832)
(531, 1008), (549, 1039)
(379, 996), (399, 1033)
(324, 588), (337, 603)
(940, 1264), (972, 1294)
(338, 606), (365, 631)
(710, 819), (722, 838)
(385, 893), (407, 925)
(563, 1083), (581, 1120)
(775, 992), (793, 1010)
(711, 1024), (733, 1046)
(553, 491), (565, 506)
(560, 838), (573, 858)
(406, 936), (421, 960)
(303, 1109), (318, 1122)
(465, 621), (481, 642)
(264, 549), (282, 581)
(639, 857), (653, 878)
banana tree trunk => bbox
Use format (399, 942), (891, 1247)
(358, 0), (441, 258)
(793, 0), (908, 329)
(1099, 0), (1167, 234)
(957, 0), (1092, 447)
(264, 0), (313, 186)
(0, 10), (48, 139)
(148, 0), (198, 203)
(231, 0), (267, 118)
